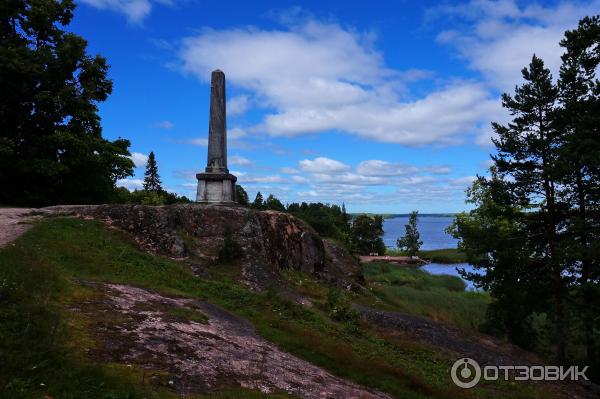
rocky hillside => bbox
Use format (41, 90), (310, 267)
(43, 204), (363, 290)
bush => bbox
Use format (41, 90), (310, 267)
(325, 288), (359, 324)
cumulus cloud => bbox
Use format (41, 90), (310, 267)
(79, 0), (168, 23)
(233, 155), (471, 205)
(129, 152), (148, 167)
(238, 174), (284, 184)
(229, 155), (254, 166)
(299, 157), (350, 173)
(432, 0), (600, 91)
(227, 95), (251, 117)
(117, 178), (144, 190)
(178, 19), (499, 146)
(356, 160), (418, 176)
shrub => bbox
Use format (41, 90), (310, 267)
(325, 288), (359, 323)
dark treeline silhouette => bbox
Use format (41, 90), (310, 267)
(450, 16), (600, 380)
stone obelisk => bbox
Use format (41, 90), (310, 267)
(196, 70), (237, 202)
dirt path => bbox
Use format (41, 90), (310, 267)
(75, 282), (391, 399)
(0, 208), (37, 248)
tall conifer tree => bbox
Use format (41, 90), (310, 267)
(143, 152), (162, 192)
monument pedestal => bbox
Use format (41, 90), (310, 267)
(196, 172), (237, 203)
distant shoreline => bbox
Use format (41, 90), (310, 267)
(351, 213), (458, 219)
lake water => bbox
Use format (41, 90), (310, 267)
(421, 263), (478, 290)
(383, 215), (458, 250)
(383, 215), (480, 290)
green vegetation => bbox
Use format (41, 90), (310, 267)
(359, 262), (490, 331)
(143, 151), (163, 192)
(112, 151), (192, 205)
(386, 248), (468, 264)
(0, 218), (546, 398)
(0, 0), (134, 207)
(287, 202), (350, 241)
(450, 16), (600, 379)
(396, 211), (423, 257)
(349, 214), (386, 255)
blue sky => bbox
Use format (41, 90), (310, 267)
(70, 0), (598, 212)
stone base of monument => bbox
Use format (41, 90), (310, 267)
(196, 172), (237, 203)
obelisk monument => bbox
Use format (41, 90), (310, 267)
(196, 70), (237, 202)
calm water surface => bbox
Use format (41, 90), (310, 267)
(383, 216), (481, 290)
(383, 215), (458, 250)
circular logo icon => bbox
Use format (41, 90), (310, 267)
(451, 358), (481, 388)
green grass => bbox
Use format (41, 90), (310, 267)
(0, 217), (547, 399)
(386, 248), (468, 263)
(359, 262), (490, 331)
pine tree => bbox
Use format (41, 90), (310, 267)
(492, 55), (568, 362)
(265, 194), (285, 211)
(143, 151), (162, 192)
(252, 192), (264, 209)
(236, 185), (249, 206)
(557, 15), (600, 368)
(397, 211), (423, 257)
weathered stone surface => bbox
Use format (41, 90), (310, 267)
(322, 239), (365, 288)
(43, 204), (362, 290)
(197, 69), (236, 203)
(78, 282), (391, 398)
(206, 69), (227, 173)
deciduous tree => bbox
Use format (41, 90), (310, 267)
(0, 0), (134, 206)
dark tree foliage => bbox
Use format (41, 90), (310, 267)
(396, 210), (422, 257)
(0, 0), (134, 206)
(235, 185), (249, 206)
(112, 187), (191, 205)
(449, 170), (549, 348)
(265, 194), (285, 212)
(492, 55), (570, 361)
(349, 214), (386, 255)
(252, 191), (264, 210)
(287, 202), (349, 241)
(451, 15), (600, 375)
(142, 151), (162, 192)
(557, 15), (600, 370)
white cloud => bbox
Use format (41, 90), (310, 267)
(79, 0), (157, 23)
(280, 167), (300, 174)
(229, 155), (254, 166)
(433, 0), (600, 91)
(227, 95), (251, 117)
(187, 137), (208, 146)
(117, 178), (144, 190)
(228, 127), (247, 139)
(178, 19), (499, 146)
(129, 152), (148, 167)
(299, 157), (350, 173)
(291, 175), (310, 183)
(152, 120), (175, 129)
(356, 160), (418, 176)
(239, 174), (284, 184)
